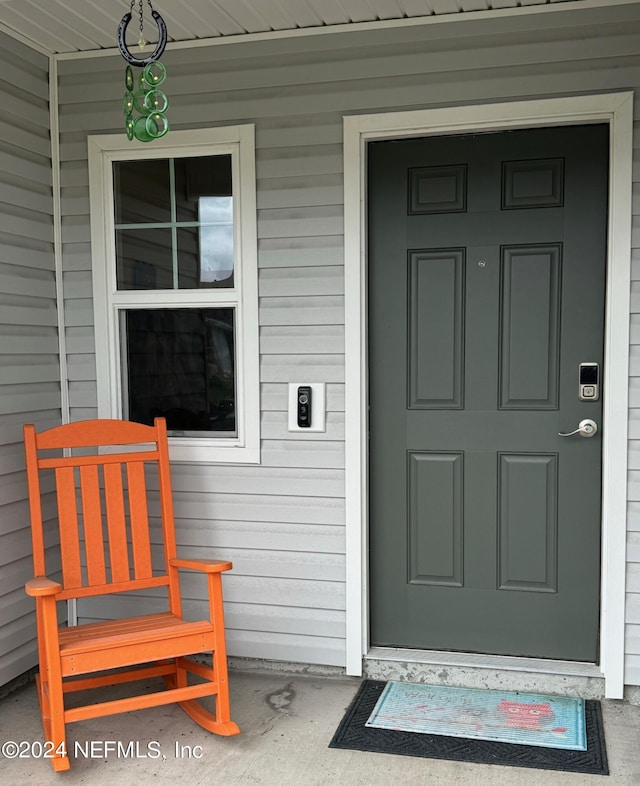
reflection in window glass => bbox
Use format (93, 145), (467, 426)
(176, 226), (234, 289)
(199, 196), (234, 285)
(114, 159), (171, 224)
(116, 228), (174, 289)
(174, 155), (233, 222)
(122, 308), (236, 437)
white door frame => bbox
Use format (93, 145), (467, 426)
(343, 92), (633, 699)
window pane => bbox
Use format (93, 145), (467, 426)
(116, 228), (174, 289)
(114, 155), (235, 291)
(177, 222), (234, 289)
(174, 155), (233, 222)
(122, 308), (236, 437)
(114, 159), (171, 224)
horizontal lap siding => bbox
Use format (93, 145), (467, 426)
(627, 238), (640, 684)
(56, 10), (640, 674)
(0, 32), (56, 686)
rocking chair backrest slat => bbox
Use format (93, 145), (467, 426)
(55, 466), (83, 589)
(103, 463), (131, 583)
(24, 418), (177, 601)
(127, 461), (154, 580)
(80, 464), (107, 586)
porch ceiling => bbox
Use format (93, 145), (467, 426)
(0, 0), (612, 57)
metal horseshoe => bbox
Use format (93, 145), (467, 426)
(117, 10), (168, 67)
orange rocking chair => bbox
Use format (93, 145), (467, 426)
(23, 417), (239, 771)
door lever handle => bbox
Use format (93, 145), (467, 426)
(558, 418), (598, 438)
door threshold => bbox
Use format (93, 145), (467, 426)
(364, 647), (605, 698)
(366, 647), (601, 677)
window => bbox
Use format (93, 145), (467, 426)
(88, 127), (259, 463)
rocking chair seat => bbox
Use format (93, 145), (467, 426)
(58, 612), (214, 674)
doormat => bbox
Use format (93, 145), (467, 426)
(329, 681), (609, 776)
(367, 681), (586, 750)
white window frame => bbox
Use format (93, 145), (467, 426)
(88, 125), (260, 463)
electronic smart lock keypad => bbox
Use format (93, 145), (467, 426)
(579, 362), (599, 401)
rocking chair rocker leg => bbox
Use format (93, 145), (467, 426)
(160, 666), (238, 734)
(38, 595), (70, 771)
(40, 673), (70, 771)
(178, 698), (240, 736)
(206, 572), (239, 733)
(36, 673), (70, 772)
(168, 649), (239, 736)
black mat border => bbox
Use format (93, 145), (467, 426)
(329, 680), (608, 776)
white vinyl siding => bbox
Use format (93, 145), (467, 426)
(626, 245), (640, 685)
(54, 8), (640, 675)
(0, 31), (57, 687)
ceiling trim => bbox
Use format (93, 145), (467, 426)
(24, 0), (634, 62)
(0, 18), (50, 56)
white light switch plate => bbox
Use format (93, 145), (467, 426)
(288, 383), (326, 432)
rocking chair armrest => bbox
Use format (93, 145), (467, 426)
(169, 558), (233, 574)
(25, 577), (63, 597)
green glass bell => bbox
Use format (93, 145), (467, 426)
(133, 116), (154, 142)
(125, 65), (134, 91)
(133, 89), (152, 115)
(143, 61), (166, 87)
(143, 89), (168, 114)
(146, 112), (170, 139)
(123, 91), (135, 116)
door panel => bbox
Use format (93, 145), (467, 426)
(368, 125), (608, 661)
(497, 453), (558, 593)
(408, 249), (465, 408)
(499, 244), (561, 409)
(408, 451), (464, 587)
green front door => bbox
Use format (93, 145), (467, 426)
(368, 125), (608, 661)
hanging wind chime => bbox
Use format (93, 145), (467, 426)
(117, 0), (170, 142)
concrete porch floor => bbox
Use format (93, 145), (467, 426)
(1, 670), (640, 785)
